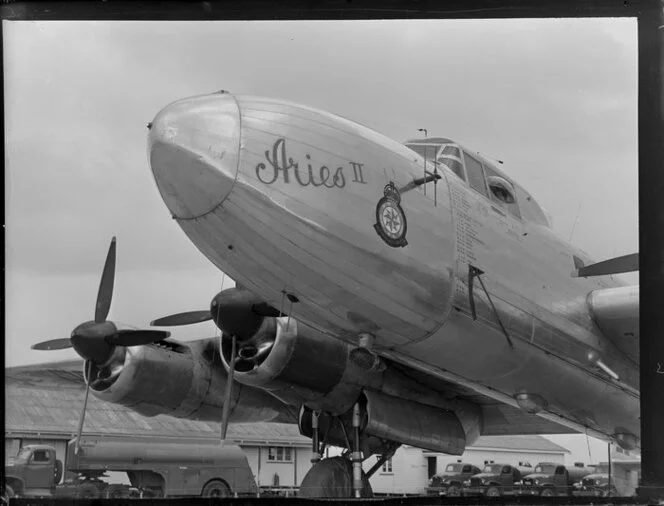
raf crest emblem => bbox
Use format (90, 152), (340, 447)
(373, 182), (408, 248)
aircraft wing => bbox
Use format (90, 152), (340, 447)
(571, 253), (639, 364)
(386, 361), (575, 437)
(587, 285), (639, 364)
(8, 353), (575, 440)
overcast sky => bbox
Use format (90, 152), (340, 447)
(4, 19), (637, 460)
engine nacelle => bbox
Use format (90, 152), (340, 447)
(299, 391), (479, 455)
(89, 337), (293, 423)
(221, 316), (483, 451)
(221, 317), (371, 414)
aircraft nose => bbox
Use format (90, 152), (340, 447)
(148, 92), (240, 219)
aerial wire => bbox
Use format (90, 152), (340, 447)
(568, 204), (582, 242)
(418, 128), (428, 196)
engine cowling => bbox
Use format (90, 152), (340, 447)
(221, 316), (483, 452)
(89, 337), (294, 423)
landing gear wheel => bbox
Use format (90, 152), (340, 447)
(201, 480), (230, 498)
(485, 486), (501, 497)
(447, 484), (462, 497)
(299, 456), (373, 498)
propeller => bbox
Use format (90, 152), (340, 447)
(573, 252), (639, 278)
(31, 237), (171, 364)
(151, 288), (282, 339)
(220, 334), (237, 443)
(152, 287), (284, 443)
(31, 238), (172, 454)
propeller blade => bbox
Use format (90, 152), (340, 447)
(74, 360), (92, 454)
(220, 334), (237, 443)
(573, 252), (639, 278)
(150, 311), (212, 327)
(31, 339), (73, 351)
(107, 329), (171, 346)
(95, 237), (117, 323)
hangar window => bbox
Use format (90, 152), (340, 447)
(381, 457), (393, 474)
(267, 446), (292, 462)
(463, 152), (489, 197)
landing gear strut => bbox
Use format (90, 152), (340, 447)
(298, 403), (399, 498)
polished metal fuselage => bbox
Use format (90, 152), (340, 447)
(147, 92), (639, 443)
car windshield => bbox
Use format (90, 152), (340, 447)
(445, 464), (463, 473)
(483, 464), (502, 474)
(15, 448), (32, 461)
(534, 464), (557, 474)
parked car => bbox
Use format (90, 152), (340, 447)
(427, 462), (481, 496)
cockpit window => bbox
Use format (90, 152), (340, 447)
(514, 186), (550, 227)
(437, 144), (465, 181)
(441, 145), (461, 158)
(406, 143), (440, 160)
(483, 165), (521, 219)
(463, 152), (489, 197)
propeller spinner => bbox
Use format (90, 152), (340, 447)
(31, 237), (171, 364)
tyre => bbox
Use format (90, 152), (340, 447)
(77, 482), (101, 499)
(485, 486), (501, 497)
(447, 484), (462, 497)
(201, 480), (230, 498)
(106, 485), (128, 499)
(601, 487), (619, 497)
(540, 487), (555, 497)
(3, 484), (15, 504)
(53, 460), (63, 484)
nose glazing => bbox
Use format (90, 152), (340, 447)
(148, 92), (240, 220)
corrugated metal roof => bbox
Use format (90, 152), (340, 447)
(5, 383), (309, 445)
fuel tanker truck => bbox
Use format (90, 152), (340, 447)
(515, 462), (596, 497)
(3, 435), (256, 499)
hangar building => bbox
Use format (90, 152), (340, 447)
(6, 362), (569, 495)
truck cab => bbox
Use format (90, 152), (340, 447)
(518, 462), (594, 497)
(573, 463), (617, 497)
(4, 445), (63, 497)
(462, 463), (522, 497)
(427, 462), (481, 496)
